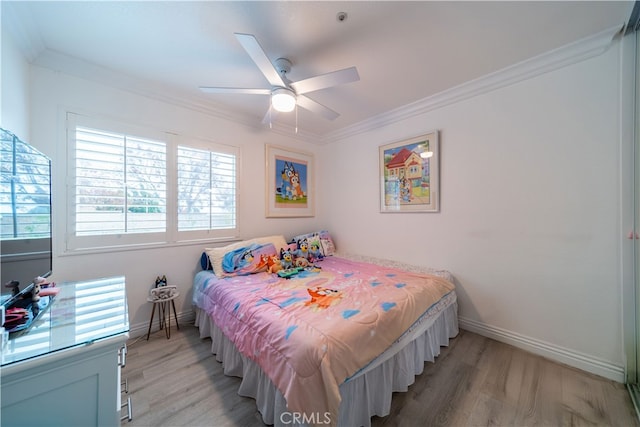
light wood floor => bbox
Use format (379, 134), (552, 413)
(122, 322), (639, 427)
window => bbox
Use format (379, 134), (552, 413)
(74, 126), (167, 236)
(177, 146), (236, 232)
(67, 114), (238, 251)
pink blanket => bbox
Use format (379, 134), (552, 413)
(197, 256), (455, 425)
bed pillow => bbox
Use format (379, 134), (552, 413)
(205, 235), (287, 278)
(221, 243), (277, 277)
(291, 230), (336, 257)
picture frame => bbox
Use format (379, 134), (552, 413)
(379, 131), (440, 213)
(265, 144), (314, 217)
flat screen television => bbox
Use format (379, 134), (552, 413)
(0, 128), (52, 308)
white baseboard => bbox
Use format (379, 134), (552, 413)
(127, 310), (625, 383)
(458, 316), (625, 383)
(128, 309), (196, 340)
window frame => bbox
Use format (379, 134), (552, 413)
(175, 135), (240, 243)
(65, 113), (240, 253)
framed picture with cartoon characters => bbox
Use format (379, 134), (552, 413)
(379, 130), (440, 213)
(266, 144), (314, 217)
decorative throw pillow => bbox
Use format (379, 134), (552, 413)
(221, 243), (277, 277)
(318, 230), (336, 256)
(205, 235), (288, 277)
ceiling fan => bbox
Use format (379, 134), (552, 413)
(199, 33), (360, 123)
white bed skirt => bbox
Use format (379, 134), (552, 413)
(194, 297), (458, 427)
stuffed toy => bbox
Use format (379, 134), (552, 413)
(294, 238), (310, 261)
(308, 241), (323, 262)
(280, 248), (295, 270)
(267, 254), (283, 274)
(254, 254), (270, 272)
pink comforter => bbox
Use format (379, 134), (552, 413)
(198, 256), (455, 425)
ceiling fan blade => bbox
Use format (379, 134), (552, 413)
(290, 67), (359, 95)
(296, 95), (340, 121)
(235, 33), (286, 88)
(199, 87), (271, 95)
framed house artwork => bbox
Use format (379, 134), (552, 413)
(265, 144), (314, 217)
(379, 131), (440, 213)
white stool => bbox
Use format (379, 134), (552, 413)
(146, 286), (180, 340)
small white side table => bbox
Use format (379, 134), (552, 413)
(146, 288), (180, 340)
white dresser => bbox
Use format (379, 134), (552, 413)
(1, 277), (129, 427)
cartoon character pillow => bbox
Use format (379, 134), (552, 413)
(291, 230), (336, 258)
(318, 230), (336, 256)
(221, 243), (277, 276)
(204, 235), (288, 278)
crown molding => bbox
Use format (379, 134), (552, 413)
(322, 24), (624, 144)
(32, 50), (254, 125)
(31, 49), (321, 144)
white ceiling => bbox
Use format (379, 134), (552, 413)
(2, 1), (635, 140)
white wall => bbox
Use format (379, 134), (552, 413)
(319, 38), (628, 380)
(27, 67), (324, 331)
(1, 20), (30, 138)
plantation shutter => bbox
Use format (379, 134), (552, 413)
(177, 146), (236, 231)
(73, 126), (167, 236)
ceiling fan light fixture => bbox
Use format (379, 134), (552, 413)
(271, 88), (296, 112)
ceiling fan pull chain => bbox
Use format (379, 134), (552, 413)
(295, 104), (298, 134)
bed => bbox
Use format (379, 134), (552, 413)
(192, 233), (458, 427)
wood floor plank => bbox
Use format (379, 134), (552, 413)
(478, 339), (520, 405)
(122, 324), (640, 427)
(519, 354), (564, 426)
(467, 392), (518, 426)
(561, 364), (614, 426)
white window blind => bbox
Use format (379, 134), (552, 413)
(177, 145), (236, 231)
(66, 113), (239, 252)
(73, 126), (166, 240)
